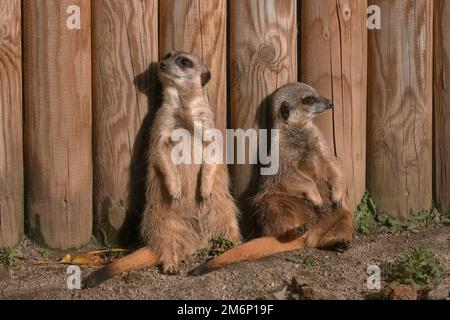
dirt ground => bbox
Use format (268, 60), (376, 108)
(0, 226), (448, 300)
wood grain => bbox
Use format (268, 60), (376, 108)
(367, 0), (433, 219)
(301, 0), (368, 211)
(92, 0), (158, 245)
(229, 0), (297, 231)
(0, 0), (23, 248)
(434, 0), (450, 216)
(23, 0), (92, 249)
(159, 0), (227, 134)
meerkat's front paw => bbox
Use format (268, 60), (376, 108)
(331, 188), (343, 209)
(169, 189), (182, 204)
(200, 181), (213, 204)
(201, 193), (213, 205)
(297, 223), (310, 236)
(303, 191), (324, 212)
(161, 263), (181, 275)
(314, 203), (326, 214)
(167, 180), (182, 204)
(202, 193), (212, 205)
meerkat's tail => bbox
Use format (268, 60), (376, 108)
(82, 247), (157, 288)
(188, 236), (306, 276)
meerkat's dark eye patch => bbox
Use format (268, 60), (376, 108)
(302, 96), (316, 105)
(163, 52), (172, 60)
(280, 102), (291, 121)
(176, 57), (194, 69)
(201, 70), (211, 87)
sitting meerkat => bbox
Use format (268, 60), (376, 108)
(83, 51), (240, 288)
(189, 82), (354, 275)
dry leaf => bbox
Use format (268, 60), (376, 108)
(34, 249), (129, 267)
(59, 253), (104, 267)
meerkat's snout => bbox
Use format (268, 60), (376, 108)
(313, 97), (333, 114)
(159, 61), (168, 70)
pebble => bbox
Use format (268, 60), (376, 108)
(386, 284), (417, 300)
(426, 286), (450, 300)
(291, 277), (339, 300)
(0, 265), (9, 281)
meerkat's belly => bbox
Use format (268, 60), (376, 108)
(177, 163), (202, 195)
(298, 157), (332, 203)
(173, 135), (204, 209)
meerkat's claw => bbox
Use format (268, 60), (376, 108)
(297, 223), (310, 236)
(172, 195), (181, 204)
(201, 192), (213, 204)
(169, 189), (182, 204)
(314, 204), (326, 214)
(330, 188), (343, 209)
(332, 200), (342, 209)
(161, 263), (180, 275)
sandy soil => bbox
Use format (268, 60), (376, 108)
(0, 226), (448, 300)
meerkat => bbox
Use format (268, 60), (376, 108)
(83, 51), (240, 288)
(189, 82), (354, 275)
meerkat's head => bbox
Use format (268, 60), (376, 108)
(270, 82), (333, 127)
(158, 50), (211, 90)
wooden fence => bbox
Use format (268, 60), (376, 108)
(0, 0), (446, 250)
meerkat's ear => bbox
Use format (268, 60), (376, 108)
(201, 69), (211, 87)
(280, 102), (291, 121)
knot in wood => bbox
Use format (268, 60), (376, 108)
(258, 42), (277, 67)
(340, 2), (352, 22)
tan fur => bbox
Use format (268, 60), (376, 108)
(84, 51), (240, 288)
(189, 82), (353, 275)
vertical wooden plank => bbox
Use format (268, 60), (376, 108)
(0, 0), (23, 248)
(23, 0), (92, 249)
(367, 0), (433, 219)
(434, 0), (450, 216)
(159, 0), (227, 134)
(230, 0), (297, 227)
(92, 0), (158, 245)
(301, 0), (367, 211)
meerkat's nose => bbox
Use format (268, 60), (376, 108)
(160, 62), (168, 70)
(326, 100), (333, 109)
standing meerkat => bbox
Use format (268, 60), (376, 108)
(83, 51), (240, 287)
(190, 82), (354, 275)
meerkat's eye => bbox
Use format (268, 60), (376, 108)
(177, 57), (193, 69)
(302, 96), (315, 105)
